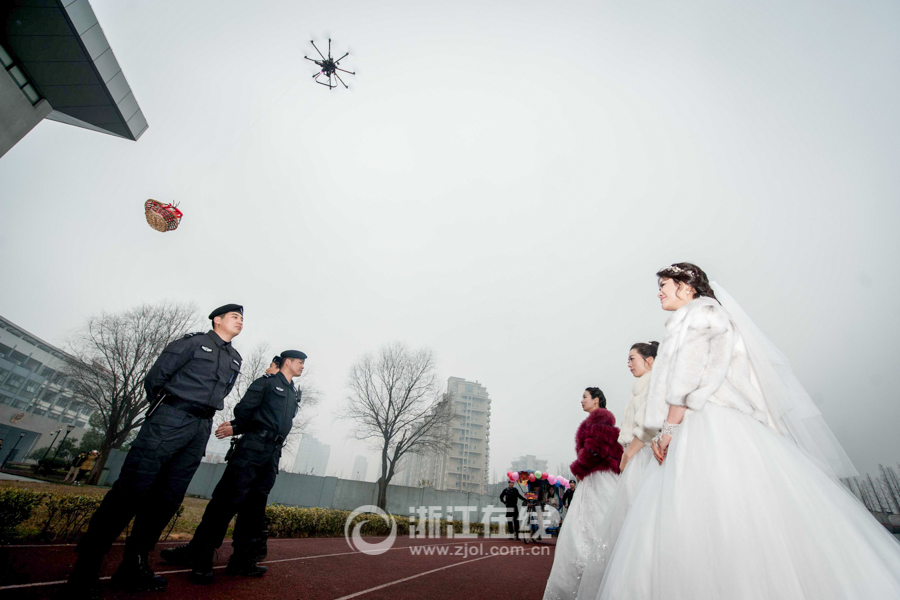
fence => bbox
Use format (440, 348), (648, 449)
(98, 450), (503, 519)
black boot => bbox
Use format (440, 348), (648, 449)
(110, 552), (167, 592)
(225, 553), (267, 577)
(64, 554), (102, 600)
(189, 547), (215, 585)
(159, 542), (194, 566)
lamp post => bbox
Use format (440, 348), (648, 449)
(2, 432), (27, 468)
(51, 424), (76, 463)
(41, 429), (63, 463)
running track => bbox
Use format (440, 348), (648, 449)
(0, 536), (555, 599)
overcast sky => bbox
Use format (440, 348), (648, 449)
(2, 0), (899, 483)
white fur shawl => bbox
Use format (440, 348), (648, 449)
(618, 371), (654, 445)
(644, 297), (771, 430)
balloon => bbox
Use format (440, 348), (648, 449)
(506, 471), (513, 478)
(511, 471), (519, 480)
(528, 474), (536, 482)
(542, 472), (549, 479)
(548, 475), (557, 485)
(534, 471), (542, 479)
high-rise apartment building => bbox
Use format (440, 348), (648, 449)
(441, 377), (492, 494)
(395, 377), (492, 493)
(351, 455), (369, 481)
(291, 434), (331, 476)
(510, 455), (548, 474)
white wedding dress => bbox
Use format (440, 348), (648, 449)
(576, 370), (660, 600)
(543, 469), (619, 600)
(597, 403), (900, 599)
(574, 445), (655, 600)
(595, 290), (900, 599)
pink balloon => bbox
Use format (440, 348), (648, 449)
(511, 471), (519, 480)
(528, 474), (536, 482)
(548, 475), (557, 485)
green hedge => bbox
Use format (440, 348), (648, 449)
(0, 490), (185, 543)
(265, 505), (499, 538)
(0, 489), (47, 542)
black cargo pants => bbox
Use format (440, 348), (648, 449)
(76, 404), (212, 561)
(190, 432), (280, 556)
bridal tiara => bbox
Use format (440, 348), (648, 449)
(660, 264), (695, 277)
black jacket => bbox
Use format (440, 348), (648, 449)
(144, 330), (242, 410)
(231, 372), (301, 438)
(562, 488), (574, 508)
(500, 487), (525, 508)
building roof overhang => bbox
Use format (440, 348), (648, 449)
(2, 0), (147, 140)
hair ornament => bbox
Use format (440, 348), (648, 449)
(661, 264), (694, 277)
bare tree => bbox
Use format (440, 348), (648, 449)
(867, 473), (889, 513)
(339, 342), (455, 510)
(280, 371), (323, 471)
(877, 465), (900, 514)
(63, 302), (200, 484)
(885, 466), (900, 511)
(556, 462), (574, 482)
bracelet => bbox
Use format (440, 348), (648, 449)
(652, 421), (680, 443)
(661, 421), (680, 437)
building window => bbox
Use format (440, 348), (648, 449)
(0, 392), (13, 405)
(21, 380), (40, 398)
(1, 373), (24, 392)
(74, 420), (87, 428)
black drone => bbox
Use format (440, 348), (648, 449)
(304, 39), (355, 90)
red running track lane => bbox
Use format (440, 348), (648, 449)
(0, 536), (556, 599)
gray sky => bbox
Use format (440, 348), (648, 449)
(2, 0), (899, 482)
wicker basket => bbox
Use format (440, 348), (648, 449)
(144, 199), (183, 232)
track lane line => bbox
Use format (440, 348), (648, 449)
(332, 554), (497, 599)
(0, 539), (491, 591)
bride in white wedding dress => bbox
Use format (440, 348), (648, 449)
(595, 263), (900, 600)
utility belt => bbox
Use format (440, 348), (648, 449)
(244, 428), (286, 446)
(161, 395), (216, 420)
(226, 428), (284, 463)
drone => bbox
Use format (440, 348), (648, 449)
(304, 39), (355, 90)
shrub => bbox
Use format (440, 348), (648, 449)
(39, 495), (103, 542)
(264, 506), (498, 538)
(0, 489), (46, 542)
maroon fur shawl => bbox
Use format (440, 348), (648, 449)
(570, 408), (623, 479)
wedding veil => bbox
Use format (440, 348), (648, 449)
(711, 282), (858, 479)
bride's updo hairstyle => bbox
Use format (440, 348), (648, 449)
(630, 341), (659, 360)
(585, 387), (607, 408)
(656, 262), (718, 302)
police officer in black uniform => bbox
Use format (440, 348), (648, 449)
(66, 304), (244, 598)
(162, 349), (306, 584)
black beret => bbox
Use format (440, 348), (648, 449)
(208, 304), (243, 320)
(280, 350), (307, 360)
